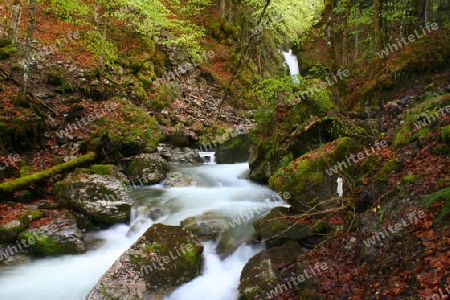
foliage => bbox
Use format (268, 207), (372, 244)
(423, 187), (450, 223)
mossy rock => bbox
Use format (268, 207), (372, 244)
(215, 133), (250, 164)
(47, 69), (64, 85)
(0, 114), (45, 151)
(374, 159), (399, 182)
(238, 241), (304, 300)
(126, 153), (168, 185)
(253, 207), (318, 247)
(86, 224), (203, 299)
(17, 213), (86, 256)
(53, 174), (133, 224)
(0, 44), (17, 59)
(269, 137), (362, 213)
(82, 99), (160, 159)
(0, 215), (30, 243)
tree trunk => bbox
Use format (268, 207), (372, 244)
(20, 0), (37, 98)
(424, 0), (430, 24)
(95, 0), (99, 31)
(99, 0), (109, 74)
(374, 0), (381, 54)
(8, 0), (23, 44)
(342, 0), (350, 64)
(219, 0), (226, 22)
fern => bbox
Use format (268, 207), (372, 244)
(423, 187), (450, 223)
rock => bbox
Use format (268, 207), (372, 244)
(253, 207), (323, 247)
(53, 174), (134, 224)
(169, 148), (203, 165)
(180, 212), (231, 241)
(248, 143), (272, 183)
(86, 223), (204, 300)
(166, 124), (198, 147)
(238, 241), (304, 299)
(268, 137), (363, 214)
(163, 172), (193, 187)
(15, 190), (35, 203)
(126, 153), (169, 185)
(0, 217), (29, 244)
(65, 104), (85, 122)
(215, 133), (250, 164)
(18, 212), (86, 255)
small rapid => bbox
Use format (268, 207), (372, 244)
(0, 162), (286, 300)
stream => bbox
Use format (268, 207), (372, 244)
(0, 160), (287, 300)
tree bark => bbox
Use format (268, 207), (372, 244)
(342, 0), (350, 64)
(8, 0), (23, 44)
(21, 0), (37, 98)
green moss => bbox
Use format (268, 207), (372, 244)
(90, 164), (115, 176)
(0, 44), (17, 59)
(0, 153), (95, 194)
(181, 248), (197, 267)
(26, 210), (44, 220)
(402, 175), (416, 184)
(374, 160), (399, 182)
(18, 231), (80, 255)
(143, 242), (166, 253)
(441, 124), (450, 144)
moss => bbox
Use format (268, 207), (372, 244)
(143, 242), (166, 253)
(47, 69), (64, 85)
(374, 160), (399, 182)
(402, 175), (416, 184)
(0, 44), (17, 59)
(441, 124), (450, 144)
(181, 247), (197, 267)
(18, 231), (80, 255)
(0, 153), (95, 194)
(20, 166), (34, 177)
(90, 164), (115, 176)
(26, 210), (44, 220)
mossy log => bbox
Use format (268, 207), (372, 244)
(0, 153), (95, 194)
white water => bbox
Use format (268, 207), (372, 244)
(282, 49), (300, 82)
(0, 163), (286, 300)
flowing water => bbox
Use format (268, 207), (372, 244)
(282, 49), (300, 82)
(0, 160), (286, 300)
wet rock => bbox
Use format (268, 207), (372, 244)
(169, 148), (203, 165)
(180, 212), (231, 241)
(86, 223), (204, 300)
(238, 241), (304, 299)
(215, 133), (250, 164)
(18, 211), (86, 255)
(53, 174), (134, 224)
(163, 172), (193, 187)
(253, 207), (322, 247)
(126, 153), (169, 185)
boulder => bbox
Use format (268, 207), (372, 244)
(238, 241), (305, 299)
(169, 147), (204, 164)
(268, 137), (362, 214)
(86, 223), (204, 300)
(163, 172), (193, 187)
(166, 124), (198, 147)
(126, 153), (169, 184)
(17, 211), (86, 255)
(215, 133), (250, 164)
(53, 174), (134, 224)
(253, 207), (323, 247)
(180, 212), (231, 241)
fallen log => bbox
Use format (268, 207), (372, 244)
(0, 152), (95, 194)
